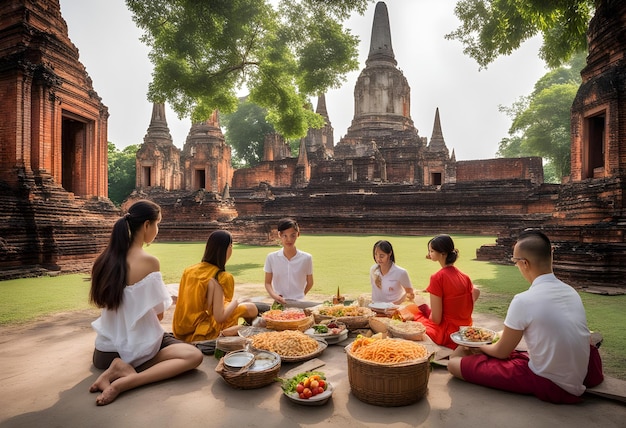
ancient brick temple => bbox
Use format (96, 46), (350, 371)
(0, 0), (118, 279)
(476, 0), (626, 289)
(137, 1), (624, 289)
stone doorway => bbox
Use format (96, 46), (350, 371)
(61, 113), (89, 195)
(584, 112), (605, 179)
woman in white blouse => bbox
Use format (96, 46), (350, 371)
(370, 240), (415, 304)
(88, 200), (202, 405)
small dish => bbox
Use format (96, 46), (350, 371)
(284, 383), (334, 406)
(224, 351), (255, 370)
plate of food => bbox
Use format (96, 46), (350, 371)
(281, 372), (333, 406)
(304, 321), (349, 344)
(450, 326), (498, 347)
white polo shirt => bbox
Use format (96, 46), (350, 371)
(505, 273), (590, 396)
(264, 249), (313, 300)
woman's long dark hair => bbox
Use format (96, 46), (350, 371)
(90, 200), (161, 310)
(202, 230), (233, 281)
(428, 234), (459, 265)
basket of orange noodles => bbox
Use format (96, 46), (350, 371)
(344, 335), (433, 406)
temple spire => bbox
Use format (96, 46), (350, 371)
(316, 93), (329, 120)
(367, 2), (396, 66)
(428, 107), (447, 151)
(144, 102), (172, 142)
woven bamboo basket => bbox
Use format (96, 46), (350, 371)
(368, 316), (393, 334)
(311, 306), (375, 330)
(215, 351), (281, 390)
(387, 320), (426, 341)
(216, 336), (250, 353)
(345, 342), (431, 406)
(263, 314), (314, 331)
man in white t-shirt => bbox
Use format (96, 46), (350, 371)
(264, 218), (315, 307)
(447, 229), (604, 404)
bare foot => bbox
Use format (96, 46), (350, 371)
(95, 384), (123, 406)
(89, 358), (135, 393)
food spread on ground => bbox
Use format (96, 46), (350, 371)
(250, 330), (319, 357)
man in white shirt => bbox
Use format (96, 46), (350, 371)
(264, 218), (315, 308)
(447, 229), (604, 403)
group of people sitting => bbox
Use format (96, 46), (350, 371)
(87, 199), (603, 406)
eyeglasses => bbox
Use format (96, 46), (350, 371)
(510, 257), (526, 264)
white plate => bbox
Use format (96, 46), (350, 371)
(369, 302), (398, 310)
(224, 351), (255, 369)
(284, 383), (334, 406)
(450, 328), (497, 347)
(304, 328), (349, 345)
(248, 351), (280, 372)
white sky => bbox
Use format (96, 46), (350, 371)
(59, 0), (548, 161)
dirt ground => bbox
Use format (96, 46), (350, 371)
(1, 286), (625, 428)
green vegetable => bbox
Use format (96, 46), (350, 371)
(271, 302), (284, 310)
(280, 371), (326, 394)
(313, 325), (329, 334)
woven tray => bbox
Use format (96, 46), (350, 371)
(263, 314), (314, 332)
(215, 351), (281, 389)
(345, 342), (431, 406)
(387, 320), (426, 341)
(368, 317), (393, 334)
(310, 305), (374, 330)
(216, 336), (250, 353)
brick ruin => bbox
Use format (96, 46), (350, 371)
(0, 0), (118, 279)
(476, 0), (626, 290)
(135, 2), (624, 289)
(1, 1), (624, 289)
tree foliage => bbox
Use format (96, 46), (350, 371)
(497, 52), (585, 181)
(108, 143), (139, 206)
(221, 99), (275, 167)
(126, 0), (368, 139)
(446, 0), (595, 68)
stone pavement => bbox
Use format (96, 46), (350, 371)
(1, 304), (625, 428)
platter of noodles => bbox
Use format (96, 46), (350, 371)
(248, 329), (328, 362)
(309, 304), (375, 329)
(346, 336), (430, 366)
(450, 326), (498, 347)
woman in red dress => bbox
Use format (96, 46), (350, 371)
(414, 234), (480, 349)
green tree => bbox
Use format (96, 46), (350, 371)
(221, 99), (275, 167)
(497, 52), (584, 181)
(108, 143), (139, 206)
(126, 0), (367, 139)
(446, 0), (595, 68)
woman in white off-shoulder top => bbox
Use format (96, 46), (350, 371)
(88, 200), (202, 406)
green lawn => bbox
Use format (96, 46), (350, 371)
(1, 234), (624, 380)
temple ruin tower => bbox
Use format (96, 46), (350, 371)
(181, 111), (233, 193)
(0, 0), (109, 197)
(423, 108), (455, 186)
(303, 93), (335, 160)
(346, 1), (415, 135)
(136, 103), (182, 190)
(0, 0), (117, 278)
(333, 1), (427, 184)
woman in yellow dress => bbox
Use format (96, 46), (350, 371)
(173, 230), (258, 342)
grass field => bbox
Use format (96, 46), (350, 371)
(1, 234), (624, 380)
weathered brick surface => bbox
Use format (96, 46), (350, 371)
(0, 0), (116, 278)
